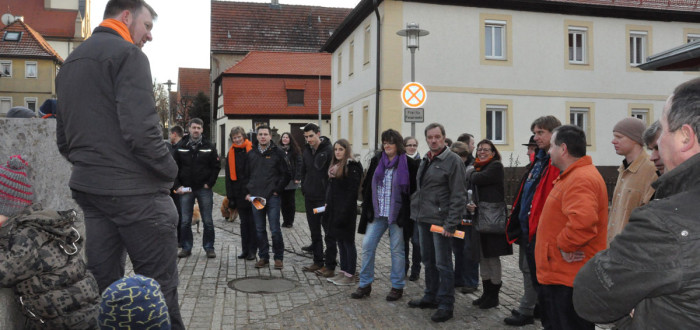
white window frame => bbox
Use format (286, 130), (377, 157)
(570, 107), (589, 134)
(25, 61), (37, 78)
(631, 108), (648, 123)
(24, 97), (38, 112)
(485, 20), (506, 60)
(0, 97), (12, 115)
(688, 33), (700, 43)
(629, 31), (647, 66)
(0, 60), (12, 77)
(568, 27), (587, 64)
(486, 105), (507, 144)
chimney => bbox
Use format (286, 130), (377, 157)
(270, 0), (280, 9)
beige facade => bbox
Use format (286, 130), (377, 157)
(0, 58), (59, 116)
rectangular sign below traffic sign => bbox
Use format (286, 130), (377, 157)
(404, 108), (424, 123)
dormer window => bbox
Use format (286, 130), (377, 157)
(3, 31), (21, 41)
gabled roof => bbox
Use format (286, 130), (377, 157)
(211, 1), (351, 54)
(177, 68), (211, 98)
(0, 20), (64, 62)
(224, 51), (330, 76)
(323, 0), (700, 52)
(0, 0), (80, 39)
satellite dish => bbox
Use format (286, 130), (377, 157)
(1, 13), (15, 25)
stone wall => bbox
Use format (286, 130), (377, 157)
(0, 118), (79, 328)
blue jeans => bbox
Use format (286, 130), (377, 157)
(417, 222), (454, 311)
(453, 225), (479, 288)
(359, 217), (405, 289)
(252, 195), (284, 261)
(180, 188), (215, 252)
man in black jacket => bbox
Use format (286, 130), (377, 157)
(174, 118), (220, 259)
(247, 126), (291, 269)
(55, 0), (183, 328)
(299, 123), (336, 276)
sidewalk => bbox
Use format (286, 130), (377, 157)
(162, 193), (541, 329)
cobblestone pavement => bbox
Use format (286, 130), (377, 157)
(131, 193), (542, 329)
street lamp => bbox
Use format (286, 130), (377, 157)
(397, 22), (429, 138)
(164, 79), (176, 128)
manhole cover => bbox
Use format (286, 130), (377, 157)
(228, 276), (298, 293)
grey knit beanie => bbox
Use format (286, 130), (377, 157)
(613, 117), (646, 145)
(0, 155), (33, 217)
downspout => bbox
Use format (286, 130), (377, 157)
(373, 0), (381, 150)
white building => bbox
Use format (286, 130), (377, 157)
(321, 0), (700, 166)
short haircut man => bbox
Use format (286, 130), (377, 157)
(574, 78), (700, 328)
(535, 125), (608, 330)
(408, 122), (467, 322)
(456, 133), (475, 165)
(170, 125), (184, 138)
(607, 118), (658, 246)
(55, 0), (183, 327)
(643, 120), (664, 175)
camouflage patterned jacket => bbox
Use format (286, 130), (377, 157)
(0, 204), (99, 329)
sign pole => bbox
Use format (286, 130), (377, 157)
(410, 48), (416, 138)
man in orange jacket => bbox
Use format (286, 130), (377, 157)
(535, 125), (608, 330)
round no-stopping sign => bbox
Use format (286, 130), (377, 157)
(401, 82), (427, 108)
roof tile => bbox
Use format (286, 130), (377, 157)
(177, 67), (210, 98)
(0, 0), (79, 39)
(0, 20), (64, 62)
(225, 51), (330, 75)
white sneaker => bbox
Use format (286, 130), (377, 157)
(327, 271), (346, 283)
(332, 274), (355, 286)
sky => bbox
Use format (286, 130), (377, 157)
(90, 0), (361, 90)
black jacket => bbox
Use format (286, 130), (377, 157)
(325, 160), (363, 241)
(300, 137), (333, 201)
(225, 144), (252, 210)
(283, 146), (303, 190)
(358, 153), (419, 234)
(246, 142), (291, 199)
(174, 136), (220, 190)
(468, 160), (513, 258)
(56, 26), (176, 196)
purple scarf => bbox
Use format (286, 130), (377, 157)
(371, 152), (410, 224)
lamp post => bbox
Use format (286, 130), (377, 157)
(397, 22), (429, 138)
(164, 79), (176, 128)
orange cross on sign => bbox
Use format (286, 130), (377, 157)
(401, 82), (427, 108)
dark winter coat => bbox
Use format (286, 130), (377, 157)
(225, 145), (252, 210)
(300, 137), (333, 201)
(173, 136), (220, 190)
(468, 159), (513, 258)
(56, 26), (177, 196)
(325, 160), (363, 241)
(246, 142), (291, 199)
(358, 153), (419, 234)
(0, 204), (100, 329)
(282, 146), (303, 190)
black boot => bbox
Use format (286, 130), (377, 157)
(479, 280), (501, 309)
(472, 280), (491, 306)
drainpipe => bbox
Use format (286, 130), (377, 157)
(373, 0), (381, 150)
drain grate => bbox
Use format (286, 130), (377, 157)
(228, 276), (298, 294)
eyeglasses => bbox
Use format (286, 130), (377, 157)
(477, 148), (492, 152)
(405, 144), (417, 147)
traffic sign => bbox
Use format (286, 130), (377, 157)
(401, 82), (427, 108)
(404, 108), (424, 123)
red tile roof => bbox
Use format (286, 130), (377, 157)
(225, 51), (330, 76)
(545, 0), (700, 11)
(0, 0), (79, 39)
(211, 1), (351, 54)
(0, 20), (64, 62)
(222, 76), (331, 116)
(177, 68), (211, 98)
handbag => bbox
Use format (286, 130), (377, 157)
(473, 187), (507, 234)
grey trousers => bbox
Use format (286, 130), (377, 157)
(72, 190), (184, 330)
(517, 242), (538, 316)
(479, 257), (502, 284)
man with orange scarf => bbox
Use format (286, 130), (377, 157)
(56, 1), (184, 328)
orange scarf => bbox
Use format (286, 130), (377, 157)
(99, 19), (133, 44)
(473, 156), (494, 171)
(228, 140), (252, 181)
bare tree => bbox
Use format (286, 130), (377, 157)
(153, 80), (169, 133)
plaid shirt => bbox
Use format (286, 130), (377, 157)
(377, 167), (395, 217)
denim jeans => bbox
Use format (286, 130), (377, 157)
(252, 195), (284, 261)
(417, 221), (455, 311)
(239, 206), (257, 256)
(359, 217), (405, 289)
(180, 187), (215, 252)
(517, 242), (537, 316)
(338, 238), (357, 275)
(453, 225), (479, 288)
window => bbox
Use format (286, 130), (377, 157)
(362, 105), (369, 145)
(363, 25), (371, 65)
(0, 60), (11, 77)
(485, 20), (506, 60)
(337, 52), (342, 84)
(568, 27), (587, 64)
(631, 109), (648, 123)
(348, 110), (354, 144)
(349, 40), (354, 76)
(286, 89), (304, 106)
(629, 104), (653, 125)
(336, 114), (342, 139)
(486, 105), (507, 144)
(570, 108), (588, 132)
(688, 33), (700, 43)
(25, 61), (37, 78)
(0, 97), (11, 115)
(25, 97), (37, 112)
(629, 31), (647, 66)
(2, 31), (21, 41)
(566, 102), (595, 147)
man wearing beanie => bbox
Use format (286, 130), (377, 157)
(608, 117), (658, 246)
(56, 0), (183, 328)
(0, 155), (100, 329)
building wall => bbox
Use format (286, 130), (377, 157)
(47, 40), (81, 60)
(331, 0), (700, 166)
(45, 0), (79, 11)
(0, 58), (57, 116)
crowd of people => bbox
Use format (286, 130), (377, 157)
(2, 0), (700, 328)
